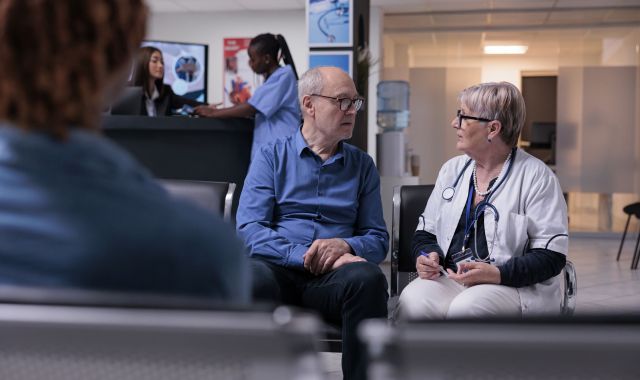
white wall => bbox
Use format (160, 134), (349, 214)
(557, 66), (638, 194)
(367, 7), (383, 161)
(637, 51), (640, 194)
(407, 68), (480, 184)
(147, 10), (307, 105)
(602, 30), (640, 66)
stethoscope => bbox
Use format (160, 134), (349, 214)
(442, 159), (473, 201)
(443, 148), (517, 262)
(317, 1), (349, 43)
(442, 148), (517, 202)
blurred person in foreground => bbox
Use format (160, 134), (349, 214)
(0, 0), (249, 301)
(236, 66), (388, 380)
(398, 82), (568, 319)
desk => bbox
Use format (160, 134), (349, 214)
(102, 115), (254, 217)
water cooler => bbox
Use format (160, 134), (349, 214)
(376, 81), (419, 260)
(376, 81), (409, 176)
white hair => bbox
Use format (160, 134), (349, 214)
(459, 81), (526, 147)
(297, 67), (324, 107)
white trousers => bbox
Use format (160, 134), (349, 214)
(398, 276), (522, 320)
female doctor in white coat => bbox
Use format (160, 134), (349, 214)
(398, 82), (569, 319)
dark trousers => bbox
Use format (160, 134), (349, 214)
(251, 258), (388, 380)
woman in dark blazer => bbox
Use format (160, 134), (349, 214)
(132, 46), (204, 116)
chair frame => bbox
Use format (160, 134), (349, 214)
(616, 202), (640, 270)
(160, 179), (236, 222)
(360, 317), (640, 380)
(0, 286), (327, 380)
(222, 182), (236, 221)
(390, 185), (577, 316)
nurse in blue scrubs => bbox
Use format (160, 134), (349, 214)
(195, 33), (300, 158)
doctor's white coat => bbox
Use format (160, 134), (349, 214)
(416, 148), (569, 316)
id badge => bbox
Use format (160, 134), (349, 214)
(450, 248), (475, 271)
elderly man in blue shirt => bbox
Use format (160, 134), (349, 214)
(236, 66), (389, 380)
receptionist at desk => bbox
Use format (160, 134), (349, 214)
(194, 33), (300, 158)
(131, 46), (204, 116)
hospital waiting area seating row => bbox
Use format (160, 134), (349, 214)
(1, 285), (638, 380)
(0, 286), (326, 380)
(2, 178), (635, 379)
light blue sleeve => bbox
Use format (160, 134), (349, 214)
(248, 67), (297, 119)
(235, 146), (308, 268)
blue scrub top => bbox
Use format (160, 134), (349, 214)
(248, 65), (300, 158)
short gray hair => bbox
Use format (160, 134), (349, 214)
(459, 82), (526, 147)
(298, 67), (324, 107)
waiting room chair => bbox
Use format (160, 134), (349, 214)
(616, 202), (640, 269)
(360, 317), (640, 380)
(0, 286), (326, 380)
(159, 179), (235, 222)
(321, 324), (342, 352)
(390, 185), (577, 316)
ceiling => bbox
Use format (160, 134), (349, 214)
(147, 0), (640, 35)
(382, 1), (640, 61)
(382, 0), (640, 38)
(147, 0), (640, 14)
(146, 0), (306, 12)
(146, 0), (640, 61)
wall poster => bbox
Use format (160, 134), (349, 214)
(223, 38), (263, 107)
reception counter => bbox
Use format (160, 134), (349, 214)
(102, 115), (253, 215)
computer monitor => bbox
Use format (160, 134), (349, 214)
(109, 86), (143, 115)
(529, 121), (556, 149)
(141, 40), (208, 103)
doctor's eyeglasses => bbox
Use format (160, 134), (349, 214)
(456, 109), (492, 128)
(310, 94), (365, 112)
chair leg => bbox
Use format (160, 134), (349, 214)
(631, 226), (640, 270)
(617, 215), (632, 261)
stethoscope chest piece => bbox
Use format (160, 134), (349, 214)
(442, 187), (456, 201)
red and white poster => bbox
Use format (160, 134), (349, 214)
(223, 38), (262, 107)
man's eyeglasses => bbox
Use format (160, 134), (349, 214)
(310, 94), (365, 112)
(456, 109), (492, 128)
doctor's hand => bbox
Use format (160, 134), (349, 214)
(446, 261), (501, 287)
(303, 238), (353, 275)
(416, 252), (441, 280)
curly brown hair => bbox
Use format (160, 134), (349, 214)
(0, 0), (147, 139)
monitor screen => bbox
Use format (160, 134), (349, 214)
(530, 121), (556, 148)
(141, 40), (208, 103)
(110, 86), (143, 115)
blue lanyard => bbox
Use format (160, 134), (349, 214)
(461, 148), (517, 251)
(462, 183), (475, 250)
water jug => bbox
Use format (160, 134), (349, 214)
(377, 81), (409, 130)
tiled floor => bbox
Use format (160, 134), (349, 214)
(571, 235), (640, 314)
(321, 235), (640, 379)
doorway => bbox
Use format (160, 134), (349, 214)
(521, 75), (557, 166)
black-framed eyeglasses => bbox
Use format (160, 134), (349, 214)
(310, 94), (365, 112)
(456, 109), (492, 128)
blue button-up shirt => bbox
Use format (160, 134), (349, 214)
(236, 129), (389, 269)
